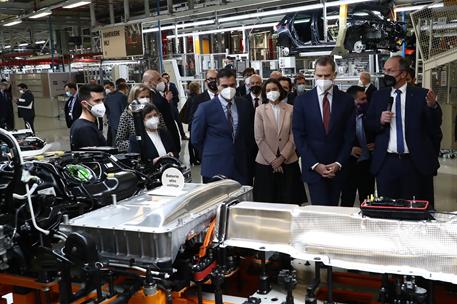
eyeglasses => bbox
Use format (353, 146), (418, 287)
(383, 69), (403, 74)
(206, 77), (217, 82)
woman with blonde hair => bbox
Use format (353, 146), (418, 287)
(115, 84), (166, 151)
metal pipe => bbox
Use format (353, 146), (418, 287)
(156, 0), (164, 73)
(109, 0), (115, 24)
(145, 0), (151, 17)
(48, 15), (55, 72)
(167, 0), (173, 14)
(124, 0), (130, 22)
(90, 3), (96, 28)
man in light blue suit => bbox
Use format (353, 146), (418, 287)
(191, 69), (255, 185)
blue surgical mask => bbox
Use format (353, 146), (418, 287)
(65, 91), (72, 97)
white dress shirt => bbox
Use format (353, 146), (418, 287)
(250, 92), (262, 108)
(271, 102), (281, 134)
(387, 83), (410, 154)
(209, 90), (217, 100)
(146, 130), (167, 157)
(316, 85), (334, 120)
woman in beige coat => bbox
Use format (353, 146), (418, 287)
(253, 78), (306, 204)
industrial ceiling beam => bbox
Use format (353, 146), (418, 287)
(124, 0), (130, 22)
(167, 0), (174, 14)
(96, 0), (304, 30)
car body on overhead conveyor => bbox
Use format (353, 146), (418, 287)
(275, 7), (406, 55)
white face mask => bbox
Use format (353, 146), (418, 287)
(358, 80), (366, 87)
(138, 97), (150, 104)
(19, 90), (24, 94)
(105, 88), (112, 95)
(266, 90), (281, 102)
(315, 79), (333, 92)
(220, 87), (236, 101)
(156, 81), (166, 92)
(65, 91), (72, 97)
(145, 116), (160, 130)
(89, 102), (106, 118)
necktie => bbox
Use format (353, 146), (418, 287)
(254, 97), (259, 108)
(226, 101), (234, 141)
(356, 114), (369, 162)
(322, 92), (330, 134)
(395, 90), (405, 154)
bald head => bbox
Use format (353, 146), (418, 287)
(270, 71), (282, 80)
(206, 69), (217, 80)
(250, 74), (262, 87)
(143, 70), (161, 90)
(359, 72), (371, 86)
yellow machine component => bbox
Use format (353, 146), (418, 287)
(331, 4), (349, 56)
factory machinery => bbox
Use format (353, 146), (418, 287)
(0, 124), (457, 304)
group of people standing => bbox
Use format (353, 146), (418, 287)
(68, 71), (184, 166)
(188, 55), (442, 208)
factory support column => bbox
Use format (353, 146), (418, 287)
(124, 0), (130, 22)
(109, 0), (115, 24)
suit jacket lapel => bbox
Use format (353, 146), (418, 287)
(264, 103), (277, 133)
(278, 103), (287, 134)
(328, 88), (343, 134)
(214, 97), (233, 137)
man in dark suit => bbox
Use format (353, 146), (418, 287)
(366, 56), (442, 208)
(104, 81), (127, 145)
(188, 69), (218, 166)
(359, 71), (377, 103)
(341, 86), (375, 206)
(0, 81), (14, 130)
(279, 76), (296, 105)
(16, 83), (35, 133)
(64, 83), (82, 128)
(191, 68), (255, 185)
(244, 74), (263, 112)
(162, 72), (187, 139)
(189, 69), (219, 121)
(143, 70), (181, 153)
(236, 67), (255, 97)
(292, 56), (355, 205)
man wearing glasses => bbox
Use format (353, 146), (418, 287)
(366, 56), (442, 209)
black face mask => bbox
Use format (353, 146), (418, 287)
(250, 85), (261, 95)
(207, 80), (218, 92)
(383, 74), (397, 87)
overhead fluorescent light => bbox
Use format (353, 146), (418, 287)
(35, 40), (47, 44)
(19, 43), (29, 47)
(167, 22), (278, 39)
(29, 11), (52, 19)
(143, 19), (215, 34)
(3, 20), (22, 27)
(4, 45), (11, 49)
(63, 1), (91, 9)
(394, 3), (443, 13)
(219, 0), (374, 23)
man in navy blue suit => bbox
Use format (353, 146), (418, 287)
(191, 68), (255, 185)
(292, 56), (355, 205)
(366, 56), (442, 208)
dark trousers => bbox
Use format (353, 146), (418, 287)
(376, 154), (435, 209)
(188, 133), (200, 164)
(107, 127), (117, 146)
(23, 116), (35, 134)
(308, 177), (343, 206)
(253, 162), (307, 204)
(341, 158), (375, 207)
(171, 103), (186, 138)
